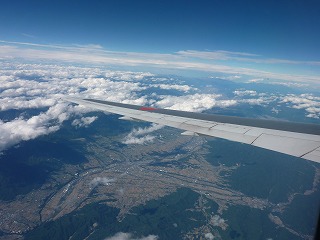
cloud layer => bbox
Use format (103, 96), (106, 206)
(1, 40), (320, 85)
(0, 62), (319, 152)
(0, 63), (153, 151)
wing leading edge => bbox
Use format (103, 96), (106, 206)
(64, 97), (320, 164)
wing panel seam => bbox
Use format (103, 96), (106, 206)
(250, 133), (263, 145)
(299, 146), (320, 158)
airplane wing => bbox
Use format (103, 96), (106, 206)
(64, 97), (320, 164)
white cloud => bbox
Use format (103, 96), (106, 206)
(306, 107), (320, 114)
(0, 61), (318, 152)
(122, 124), (163, 145)
(281, 95), (319, 107)
(128, 124), (163, 136)
(152, 84), (193, 92)
(204, 233), (214, 240)
(234, 91), (278, 106)
(123, 135), (155, 145)
(301, 94), (320, 101)
(218, 100), (238, 108)
(239, 98), (270, 106)
(155, 93), (237, 112)
(306, 113), (319, 119)
(247, 78), (264, 83)
(209, 215), (228, 230)
(90, 177), (115, 188)
(211, 215), (226, 226)
(104, 232), (158, 240)
(0, 97), (57, 111)
(233, 90), (257, 97)
(224, 75), (242, 80)
(0, 63), (153, 151)
(271, 107), (280, 114)
(72, 116), (98, 128)
(0, 64), (150, 108)
(1, 40), (320, 85)
(281, 94), (320, 118)
(0, 103), (75, 151)
(105, 71), (154, 81)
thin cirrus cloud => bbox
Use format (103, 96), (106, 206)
(176, 50), (320, 66)
(1, 40), (320, 85)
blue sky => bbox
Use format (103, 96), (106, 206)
(0, 0), (320, 84)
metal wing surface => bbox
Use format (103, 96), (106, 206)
(65, 97), (320, 164)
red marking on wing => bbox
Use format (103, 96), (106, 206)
(139, 107), (157, 111)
